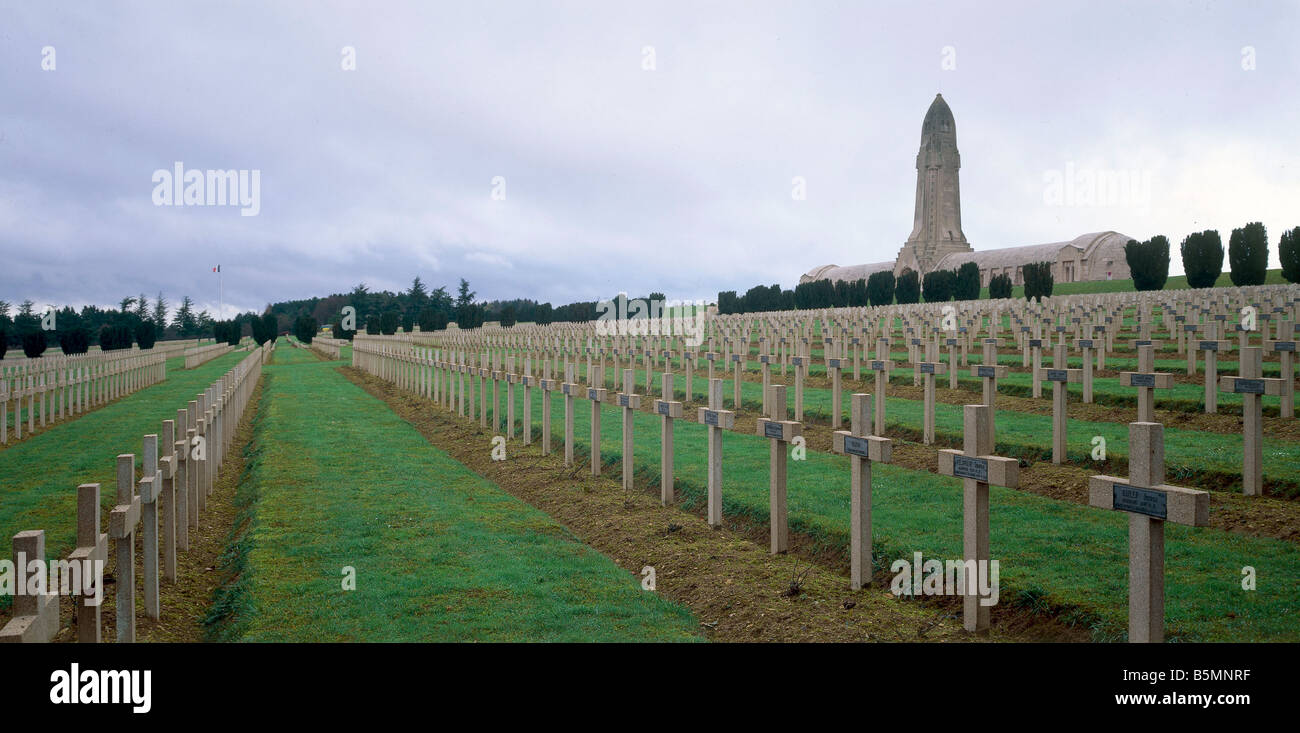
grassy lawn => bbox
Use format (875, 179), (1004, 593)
(207, 340), (699, 642)
(0, 349), (249, 612)
(477, 381), (1300, 641)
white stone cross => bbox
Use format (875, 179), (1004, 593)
(655, 372), (684, 505)
(1041, 342), (1082, 464)
(1088, 422), (1208, 643)
(1119, 344), (1173, 422)
(937, 404), (1019, 634)
(696, 378), (736, 528)
(617, 369), (640, 491)
(756, 384), (801, 554)
(832, 394), (892, 590)
(110, 453), (142, 643)
(1218, 346), (1285, 497)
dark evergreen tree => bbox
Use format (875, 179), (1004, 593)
(988, 273), (1013, 299)
(867, 271), (895, 306)
(1228, 222), (1269, 286)
(135, 320), (157, 349)
(954, 262), (981, 301)
(1279, 226), (1300, 283)
(21, 330), (47, 358)
(1180, 230), (1224, 289)
(1125, 235), (1170, 291)
(895, 269), (920, 304)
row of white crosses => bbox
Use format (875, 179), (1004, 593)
(370, 333), (1239, 643)
(0, 344), (267, 642)
(1, 351), (167, 444)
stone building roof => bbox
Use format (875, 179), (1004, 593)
(799, 261), (896, 284)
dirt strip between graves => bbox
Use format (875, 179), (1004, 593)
(341, 366), (1092, 643)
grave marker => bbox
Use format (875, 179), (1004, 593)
(1088, 422), (1208, 643)
(756, 384), (801, 554)
(109, 453), (141, 643)
(696, 378), (735, 528)
(832, 394), (892, 590)
(937, 405), (1019, 634)
(655, 373), (683, 505)
(1218, 346), (1285, 497)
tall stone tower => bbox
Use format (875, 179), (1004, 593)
(897, 94), (971, 275)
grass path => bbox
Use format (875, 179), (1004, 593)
(207, 340), (698, 642)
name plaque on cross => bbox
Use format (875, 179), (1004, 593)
(562, 384), (571, 396)
(760, 355), (770, 363)
(921, 363), (935, 374)
(1029, 339), (1043, 348)
(763, 421), (785, 439)
(977, 366), (997, 378)
(1273, 341), (1296, 352)
(618, 394), (630, 407)
(1078, 340), (1093, 348)
(827, 358), (841, 368)
(1129, 373), (1155, 387)
(952, 455), (989, 482)
(1135, 340), (1152, 347)
(1046, 369), (1068, 381)
(588, 388), (599, 400)
(1199, 341), (1220, 352)
(1113, 484), (1168, 520)
(657, 402), (670, 416)
(871, 360), (885, 370)
(704, 410), (719, 427)
(792, 356), (804, 366)
(841, 435), (872, 458)
(1232, 379), (1266, 394)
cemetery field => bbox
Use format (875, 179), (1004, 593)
(363, 368), (1299, 642)
(205, 341), (701, 642)
(558, 364), (1300, 500)
(0, 348), (250, 615)
(341, 366), (1054, 642)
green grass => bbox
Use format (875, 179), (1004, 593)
(480, 382), (1300, 641)
(207, 339), (699, 642)
(0, 350), (249, 612)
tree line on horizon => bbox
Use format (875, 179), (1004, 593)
(718, 222), (1299, 315)
(0, 293), (266, 360)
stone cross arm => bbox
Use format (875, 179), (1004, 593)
(697, 407), (736, 429)
(616, 391), (640, 408)
(1042, 367), (1082, 384)
(832, 431), (892, 462)
(938, 449), (1019, 488)
(1218, 375), (1285, 396)
(970, 364), (1009, 379)
(654, 399), (684, 418)
(109, 495), (142, 539)
(868, 359), (896, 372)
(1265, 339), (1297, 353)
(1088, 476), (1208, 526)
(1119, 371), (1173, 389)
(757, 418), (801, 442)
(918, 361), (947, 375)
(1197, 338), (1232, 353)
(587, 386), (608, 402)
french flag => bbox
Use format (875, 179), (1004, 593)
(213, 265), (220, 273)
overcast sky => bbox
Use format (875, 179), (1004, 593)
(2, 1), (1297, 319)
